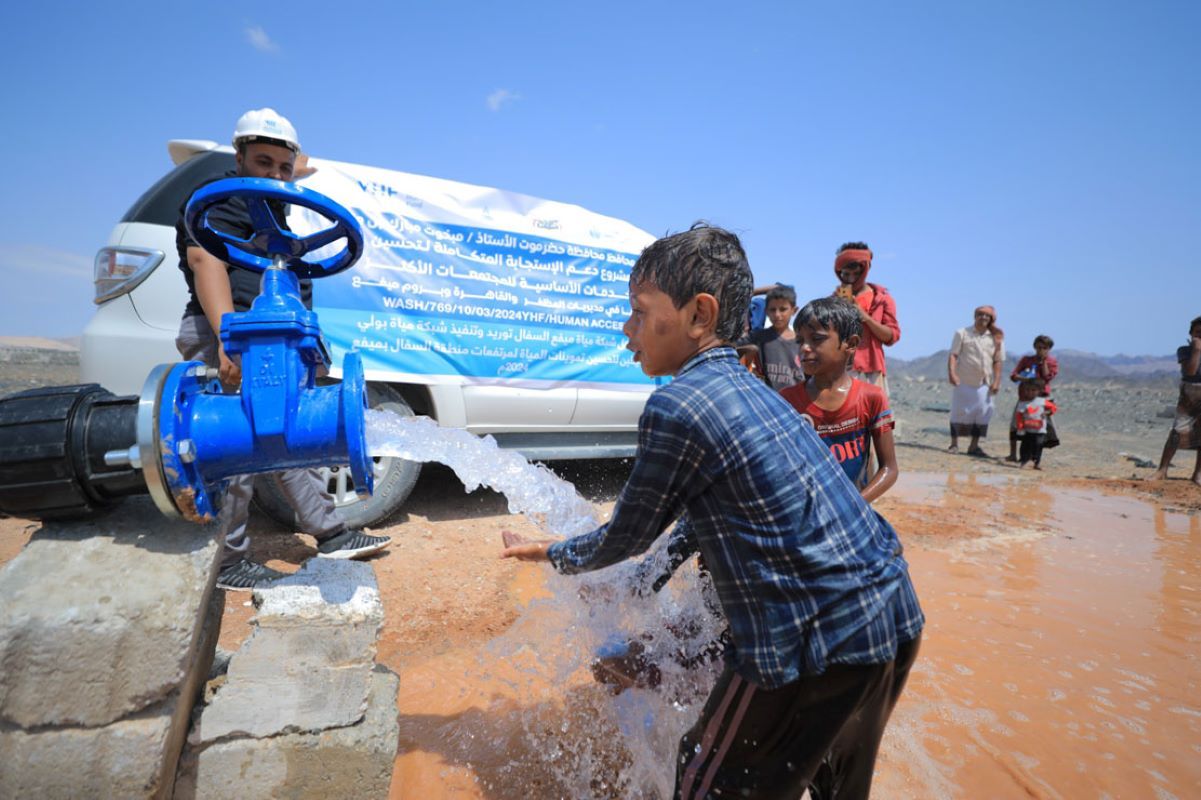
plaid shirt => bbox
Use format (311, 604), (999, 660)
(548, 347), (923, 689)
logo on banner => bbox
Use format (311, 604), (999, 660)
(355, 179), (401, 198)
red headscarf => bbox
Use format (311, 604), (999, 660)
(834, 248), (872, 293)
(975, 305), (1004, 343)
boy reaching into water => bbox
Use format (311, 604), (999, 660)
(781, 297), (899, 503)
(502, 224), (923, 800)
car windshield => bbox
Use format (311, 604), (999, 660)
(121, 151), (236, 227)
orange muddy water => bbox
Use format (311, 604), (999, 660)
(384, 473), (1201, 799)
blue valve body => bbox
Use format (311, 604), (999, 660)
(150, 177), (373, 522)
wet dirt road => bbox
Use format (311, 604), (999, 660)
(874, 475), (1200, 799)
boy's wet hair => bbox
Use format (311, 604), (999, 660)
(1033, 334), (1054, 349)
(766, 284), (797, 307)
(837, 241), (871, 254)
(1191, 316), (1201, 332)
(631, 223), (753, 342)
(794, 296), (862, 343)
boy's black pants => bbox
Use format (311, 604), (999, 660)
(674, 634), (921, 800)
(1019, 433), (1046, 465)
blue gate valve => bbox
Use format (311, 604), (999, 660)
(105, 177), (373, 523)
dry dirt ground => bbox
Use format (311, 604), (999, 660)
(1, 358), (1199, 798)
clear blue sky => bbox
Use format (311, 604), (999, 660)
(1, 1), (1197, 358)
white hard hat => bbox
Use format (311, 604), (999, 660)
(232, 108), (300, 153)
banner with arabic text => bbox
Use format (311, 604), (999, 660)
(291, 160), (655, 388)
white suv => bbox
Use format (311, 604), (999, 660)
(83, 140), (656, 527)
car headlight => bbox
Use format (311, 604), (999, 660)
(94, 247), (165, 304)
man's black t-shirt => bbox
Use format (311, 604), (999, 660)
(176, 170), (313, 317)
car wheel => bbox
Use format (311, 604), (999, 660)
(252, 383), (422, 530)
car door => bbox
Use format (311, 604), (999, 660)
(461, 384), (577, 433)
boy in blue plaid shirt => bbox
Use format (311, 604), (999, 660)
(502, 224), (923, 799)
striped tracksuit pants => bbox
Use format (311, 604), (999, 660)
(674, 635), (920, 800)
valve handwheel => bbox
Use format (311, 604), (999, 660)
(184, 177), (364, 279)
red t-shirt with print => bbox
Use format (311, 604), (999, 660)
(780, 379), (894, 487)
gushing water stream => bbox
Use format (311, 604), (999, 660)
(366, 410), (599, 538)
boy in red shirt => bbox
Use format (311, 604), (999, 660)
(833, 242), (900, 398)
(781, 297), (899, 503)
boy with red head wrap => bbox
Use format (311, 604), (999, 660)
(833, 242), (900, 397)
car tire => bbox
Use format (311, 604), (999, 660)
(252, 382), (422, 530)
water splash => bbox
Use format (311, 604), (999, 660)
(365, 410), (725, 797)
(484, 545), (726, 798)
(545, 554), (726, 797)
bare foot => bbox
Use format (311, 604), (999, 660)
(1146, 469), (1168, 482)
(1033, 464), (1043, 471)
(1004, 455), (1018, 463)
(947, 444), (959, 453)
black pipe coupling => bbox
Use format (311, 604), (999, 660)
(0, 384), (145, 519)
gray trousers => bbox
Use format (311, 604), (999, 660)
(176, 314), (345, 566)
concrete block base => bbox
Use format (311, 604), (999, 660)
(188, 559), (384, 743)
(174, 668), (400, 800)
(0, 499), (222, 728)
(0, 589), (223, 800)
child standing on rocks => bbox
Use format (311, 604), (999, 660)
(1149, 316), (1201, 485)
(501, 224), (923, 800)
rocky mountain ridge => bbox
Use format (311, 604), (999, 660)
(889, 349), (1179, 382)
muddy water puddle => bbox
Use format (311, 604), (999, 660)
(877, 475), (1201, 799)
(386, 473), (1200, 799)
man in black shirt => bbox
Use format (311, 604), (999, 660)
(175, 108), (390, 590)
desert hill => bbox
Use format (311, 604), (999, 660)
(889, 349), (1178, 382)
